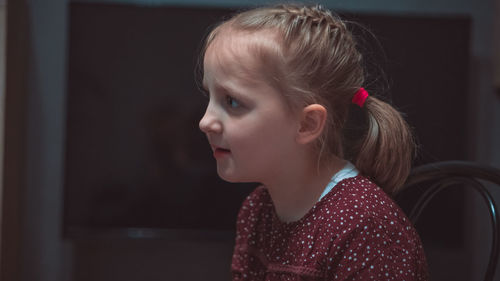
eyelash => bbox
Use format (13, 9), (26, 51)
(201, 88), (243, 111)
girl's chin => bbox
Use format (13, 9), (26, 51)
(217, 173), (241, 183)
(217, 170), (251, 183)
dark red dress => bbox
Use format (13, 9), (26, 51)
(231, 175), (429, 280)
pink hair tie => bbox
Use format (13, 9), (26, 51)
(352, 87), (369, 108)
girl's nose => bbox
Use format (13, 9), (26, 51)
(199, 108), (222, 134)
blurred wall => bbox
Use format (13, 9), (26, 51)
(0, 2), (5, 267)
(1, 0), (498, 281)
(0, 1), (6, 245)
(493, 0), (500, 158)
(2, 1), (72, 281)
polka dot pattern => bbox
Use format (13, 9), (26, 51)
(231, 175), (429, 280)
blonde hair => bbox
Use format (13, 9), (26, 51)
(199, 4), (415, 195)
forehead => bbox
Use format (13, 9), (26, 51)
(203, 28), (282, 87)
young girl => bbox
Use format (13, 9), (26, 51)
(198, 3), (428, 280)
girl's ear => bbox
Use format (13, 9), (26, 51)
(296, 104), (327, 145)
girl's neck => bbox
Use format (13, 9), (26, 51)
(263, 156), (347, 223)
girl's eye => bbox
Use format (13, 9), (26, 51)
(226, 96), (241, 108)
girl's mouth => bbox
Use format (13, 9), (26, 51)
(213, 147), (231, 158)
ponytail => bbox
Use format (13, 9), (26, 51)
(201, 3), (414, 193)
(354, 97), (415, 195)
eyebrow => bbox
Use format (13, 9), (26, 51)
(216, 83), (240, 98)
(207, 81), (249, 103)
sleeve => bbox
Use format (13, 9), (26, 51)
(233, 186), (265, 247)
(326, 218), (428, 281)
(231, 192), (253, 273)
(231, 186), (266, 279)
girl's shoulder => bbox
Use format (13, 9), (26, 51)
(319, 176), (428, 280)
(320, 175), (411, 230)
(326, 174), (392, 204)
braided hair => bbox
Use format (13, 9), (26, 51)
(200, 4), (415, 195)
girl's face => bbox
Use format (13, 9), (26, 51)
(199, 30), (301, 183)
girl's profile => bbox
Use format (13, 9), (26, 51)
(198, 3), (428, 280)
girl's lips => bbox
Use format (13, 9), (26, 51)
(213, 147), (231, 158)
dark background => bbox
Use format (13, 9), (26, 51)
(64, 4), (469, 250)
(6, 0), (492, 280)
